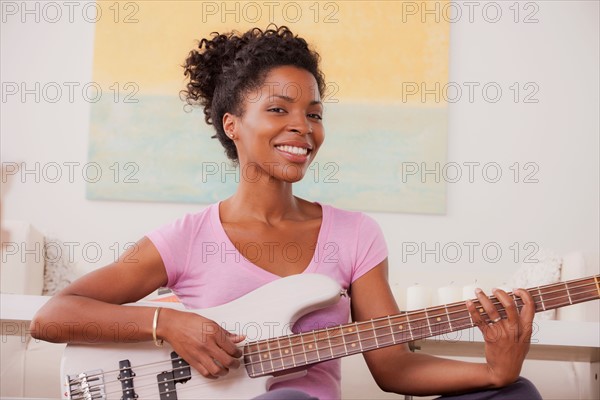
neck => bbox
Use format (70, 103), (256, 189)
(244, 275), (600, 378)
(225, 163), (300, 223)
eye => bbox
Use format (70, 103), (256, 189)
(308, 113), (322, 120)
(268, 107), (286, 113)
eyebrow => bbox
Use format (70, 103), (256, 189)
(268, 94), (322, 106)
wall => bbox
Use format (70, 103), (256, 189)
(1, 1), (598, 399)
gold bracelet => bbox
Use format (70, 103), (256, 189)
(152, 307), (164, 347)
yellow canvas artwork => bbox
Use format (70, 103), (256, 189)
(87, 1), (449, 213)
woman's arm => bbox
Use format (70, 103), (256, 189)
(30, 237), (167, 343)
(30, 237), (244, 378)
(350, 259), (535, 396)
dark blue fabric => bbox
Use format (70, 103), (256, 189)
(251, 376), (541, 400)
(252, 388), (319, 400)
(436, 377), (543, 400)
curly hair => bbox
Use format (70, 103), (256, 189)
(180, 25), (326, 163)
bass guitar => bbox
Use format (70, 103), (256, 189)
(61, 273), (600, 399)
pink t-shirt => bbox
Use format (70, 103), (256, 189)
(146, 201), (388, 400)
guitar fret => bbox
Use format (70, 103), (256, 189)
(356, 324), (365, 352)
(328, 326), (344, 358)
(345, 323), (360, 354)
(356, 320), (376, 352)
(424, 308), (434, 336)
(371, 318), (394, 347)
(565, 283), (573, 305)
(297, 334), (308, 366)
(276, 337), (287, 371)
(341, 325), (350, 355)
(252, 343), (264, 376)
(320, 327), (334, 360)
(247, 343), (257, 377)
(467, 305), (474, 326)
(405, 313), (415, 341)
(246, 343), (255, 376)
(536, 287), (546, 310)
(299, 332), (316, 365)
(388, 316), (400, 343)
(265, 338), (276, 373)
(387, 316), (396, 345)
(371, 320), (380, 347)
(411, 311), (431, 340)
(312, 331), (322, 362)
(274, 336), (292, 370)
(444, 305), (453, 331)
(286, 335), (297, 368)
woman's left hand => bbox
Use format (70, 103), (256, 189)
(466, 287), (536, 387)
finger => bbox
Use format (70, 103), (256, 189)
(466, 299), (488, 333)
(209, 346), (241, 371)
(217, 331), (245, 358)
(475, 288), (502, 325)
(198, 352), (229, 378)
(185, 352), (218, 379)
(514, 288), (535, 339)
(492, 288), (518, 324)
(513, 288), (535, 322)
(229, 333), (246, 343)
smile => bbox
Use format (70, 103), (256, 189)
(274, 145), (310, 156)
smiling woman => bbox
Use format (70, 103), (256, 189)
(30, 25), (542, 400)
(222, 65), (324, 183)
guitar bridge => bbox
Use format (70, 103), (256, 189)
(65, 370), (106, 400)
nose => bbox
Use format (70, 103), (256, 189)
(289, 114), (313, 136)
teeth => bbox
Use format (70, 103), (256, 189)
(276, 145), (308, 156)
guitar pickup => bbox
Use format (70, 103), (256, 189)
(117, 359), (138, 399)
(170, 351), (191, 384)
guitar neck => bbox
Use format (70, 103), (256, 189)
(244, 274), (600, 377)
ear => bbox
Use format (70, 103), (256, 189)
(222, 112), (238, 138)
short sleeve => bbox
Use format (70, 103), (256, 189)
(351, 214), (388, 283)
(145, 214), (194, 289)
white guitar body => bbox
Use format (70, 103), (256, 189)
(60, 274), (343, 400)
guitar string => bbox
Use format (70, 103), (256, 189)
(70, 299), (497, 398)
(70, 285), (600, 399)
(73, 283), (597, 398)
(66, 280), (598, 392)
(249, 287), (600, 375)
(68, 277), (598, 386)
(68, 280), (599, 391)
(243, 280), (598, 357)
(87, 365), (242, 399)
(68, 280), (599, 397)
(70, 285), (599, 398)
(69, 366), (244, 400)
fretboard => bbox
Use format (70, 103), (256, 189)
(244, 274), (600, 377)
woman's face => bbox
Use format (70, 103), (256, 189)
(224, 65), (324, 183)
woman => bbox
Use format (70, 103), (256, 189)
(32, 25), (542, 400)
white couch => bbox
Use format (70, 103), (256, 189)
(1, 221), (67, 398)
